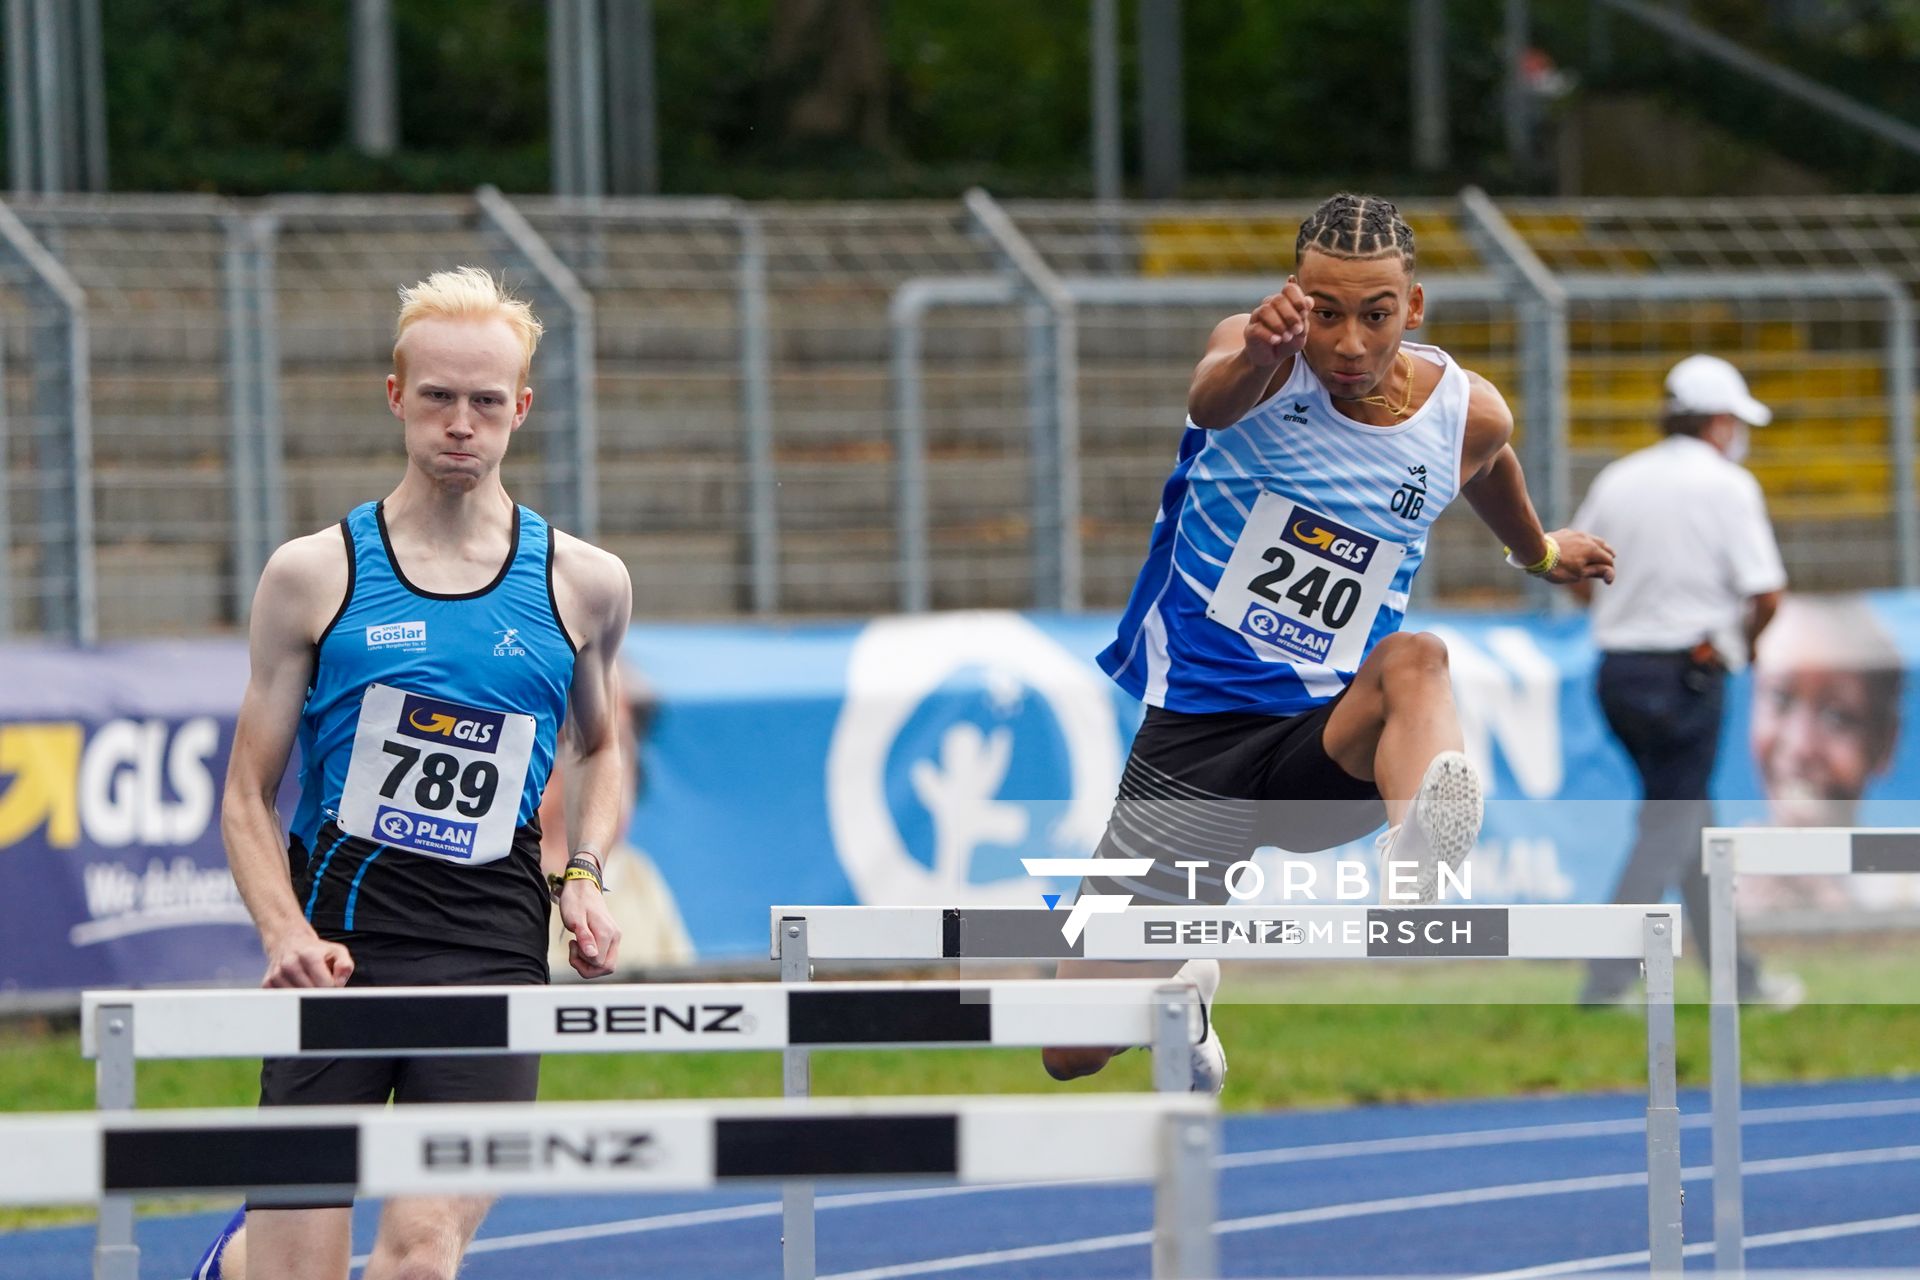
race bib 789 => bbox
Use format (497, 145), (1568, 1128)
(336, 684), (536, 864)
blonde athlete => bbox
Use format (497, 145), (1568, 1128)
(1049, 195), (1614, 1092)
(196, 268), (633, 1280)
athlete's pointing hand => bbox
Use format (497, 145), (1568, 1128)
(1245, 278), (1312, 367)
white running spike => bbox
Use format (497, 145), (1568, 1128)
(1374, 750), (1482, 905)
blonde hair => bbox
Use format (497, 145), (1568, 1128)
(392, 266), (545, 387)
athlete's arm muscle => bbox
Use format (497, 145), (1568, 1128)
(550, 533), (634, 979)
(225, 530), (357, 988)
(1188, 282), (1312, 429)
(1457, 373), (1615, 587)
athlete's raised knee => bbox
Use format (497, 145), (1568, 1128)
(1372, 630), (1450, 682)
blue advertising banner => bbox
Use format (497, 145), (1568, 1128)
(0, 642), (264, 999)
(5, 595), (1919, 991)
(625, 599), (1920, 958)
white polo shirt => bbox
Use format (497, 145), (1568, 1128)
(1573, 434), (1787, 661)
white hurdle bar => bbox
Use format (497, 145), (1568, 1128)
(80, 979), (1200, 1280)
(0, 1094), (1219, 1279)
(1702, 827), (1920, 1274)
(773, 903), (1686, 1278)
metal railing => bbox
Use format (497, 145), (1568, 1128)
(0, 187), (1917, 638)
(1594, 0), (1920, 164)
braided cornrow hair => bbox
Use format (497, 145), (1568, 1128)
(1294, 193), (1416, 273)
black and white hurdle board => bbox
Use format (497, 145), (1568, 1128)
(0, 1095), (1219, 1279)
(79, 979), (1197, 1059)
(80, 979), (1202, 1280)
(771, 903), (1687, 1279)
(768, 903), (1684, 961)
(1701, 827), (1920, 1273)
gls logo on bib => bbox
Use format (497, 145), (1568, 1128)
(1280, 514), (1379, 570)
(396, 694), (503, 751)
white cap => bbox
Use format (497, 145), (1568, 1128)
(1664, 353), (1771, 426)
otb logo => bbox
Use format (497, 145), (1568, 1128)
(378, 810), (416, 841)
(1391, 464), (1429, 522)
(397, 694), (503, 752)
(1282, 512), (1378, 569)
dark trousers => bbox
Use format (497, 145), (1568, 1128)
(1584, 651), (1759, 999)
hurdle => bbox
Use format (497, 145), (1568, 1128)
(80, 978), (1203, 1280)
(1702, 826), (1920, 1273)
(0, 1094), (1218, 1278)
(774, 902), (1687, 1276)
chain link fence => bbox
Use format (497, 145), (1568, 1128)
(0, 190), (1915, 638)
(1503, 198), (1920, 591)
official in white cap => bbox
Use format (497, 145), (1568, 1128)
(1571, 353), (1794, 1004)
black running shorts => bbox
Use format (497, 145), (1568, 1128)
(251, 934), (547, 1208)
(1080, 692), (1386, 907)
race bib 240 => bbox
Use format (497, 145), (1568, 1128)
(1206, 494), (1406, 670)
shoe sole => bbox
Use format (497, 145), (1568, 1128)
(1409, 751), (1482, 904)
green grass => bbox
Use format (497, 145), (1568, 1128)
(5, 941), (1917, 1230)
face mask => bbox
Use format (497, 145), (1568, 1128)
(1725, 422), (1750, 464)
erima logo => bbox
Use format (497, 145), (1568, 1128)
(366, 621), (426, 649)
(554, 1004), (748, 1035)
(1282, 400), (1310, 425)
(396, 694), (503, 752)
(493, 628), (526, 658)
(1281, 513), (1379, 569)
(422, 1130), (657, 1172)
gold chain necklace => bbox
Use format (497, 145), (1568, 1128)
(1356, 350), (1416, 419)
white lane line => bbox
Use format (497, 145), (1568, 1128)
(1221, 1094), (1920, 1170)
(1468, 1211), (1920, 1280)
(348, 1178), (1133, 1269)
(815, 1145), (1920, 1280)
(346, 1093), (1920, 1267)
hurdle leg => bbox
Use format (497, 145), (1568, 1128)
(779, 917), (816, 1280)
(92, 1002), (138, 1280)
(1643, 914), (1683, 1275)
(1151, 984), (1191, 1093)
(1706, 837), (1745, 1274)
(1152, 1108), (1219, 1279)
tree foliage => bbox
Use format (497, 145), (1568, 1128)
(9, 0), (1908, 196)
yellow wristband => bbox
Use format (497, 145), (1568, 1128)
(1503, 534), (1560, 576)
(562, 866), (604, 889)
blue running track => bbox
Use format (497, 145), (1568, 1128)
(4, 1078), (1917, 1278)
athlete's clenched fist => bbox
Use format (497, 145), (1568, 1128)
(1244, 277), (1311, 367)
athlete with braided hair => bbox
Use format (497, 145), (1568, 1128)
(1046, 193), (1615, 1093)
